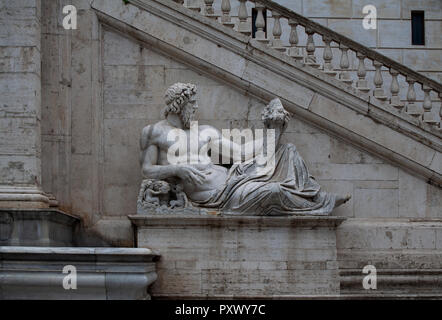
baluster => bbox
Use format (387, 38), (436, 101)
(422, 86), (438, 125)
(237, 0), (251, 35)
(305, 27), (319, 68)
(389, 69), (403, 109)
(322, 36), (336, 77)
(203, 0), (217, 19)
(405, 78), (421, 117)
(186, 0), (201, 12)
(254, 3), (268, 43)
(287, 19), (303, 61)
(221, 0), (234, 28)
(271, 12), (285, 51)
(338, 44), (352, 85)
(373, 61), (387, 101)
(355, 53), (369, 93)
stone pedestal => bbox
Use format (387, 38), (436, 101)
(129, 214), (346, 299)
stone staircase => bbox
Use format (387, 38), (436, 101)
(94, 0), (441, 187)
(171, 0), (442, 128)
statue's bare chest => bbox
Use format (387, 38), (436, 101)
(155, 127), (212, 157)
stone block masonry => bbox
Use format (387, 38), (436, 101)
(130, 214), (346, 298)
(0, 0), (49, 208)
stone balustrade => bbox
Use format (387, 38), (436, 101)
(168, 0), (442, 129)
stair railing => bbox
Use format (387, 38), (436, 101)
(170, 0), (442, 129)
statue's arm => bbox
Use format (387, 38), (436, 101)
(140, 125), (176, 180)
(207, 127), (263, 163)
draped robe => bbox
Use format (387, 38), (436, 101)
(193, 143), (336, 215)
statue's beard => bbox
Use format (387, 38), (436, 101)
(180, 105), (196, 129)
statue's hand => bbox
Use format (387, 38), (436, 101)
(175, 165), (206, 185)
(266, 119), (282, 128)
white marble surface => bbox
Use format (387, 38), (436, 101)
(132, 213), (344, 298)
(0, 246), (159, 300)
(0, 246), (157, 256)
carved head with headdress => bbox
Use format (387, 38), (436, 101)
(164, 83), (198, 128)
(261, 98), (291, 132)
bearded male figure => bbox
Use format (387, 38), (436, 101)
(140, 82), (350, 215)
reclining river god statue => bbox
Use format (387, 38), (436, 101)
(138, 83), (350, 215)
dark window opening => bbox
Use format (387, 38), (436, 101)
(411, 11), (425, 45)
(252, 8), (267, 38)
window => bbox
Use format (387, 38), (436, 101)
(251, 8), (267, 38)
(411, 11), (425, 45)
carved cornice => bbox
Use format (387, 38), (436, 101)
(129, 214), (347, 228)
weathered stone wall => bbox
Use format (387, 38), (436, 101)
(37, 0), (441, 249)
(0, 0), (41, 186)
(0, 0), (438, 296)
(40, 0), (104, 229)
(0, 0), (50, 208)
(40, 0), (73, 213)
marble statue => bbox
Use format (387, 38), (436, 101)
(139, 82), (350, 215)
(137, 179), (189, 212)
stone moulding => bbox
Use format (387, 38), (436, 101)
(0, 186), (50, 209)
(337, 218), (442, 296)
(0, 208), (80, 247)
(129, 214), (347, 228)
(129, 214), (346, 298)
(91, 0), (442, 187)
(340, 268), (442, 297)
(0, 246), (160, 300)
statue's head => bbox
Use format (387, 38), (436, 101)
(172, 183), (184, 192)
(261, 98), (291, 131)
(152, 180), (170, 194)
(164, 82), (198, 129)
